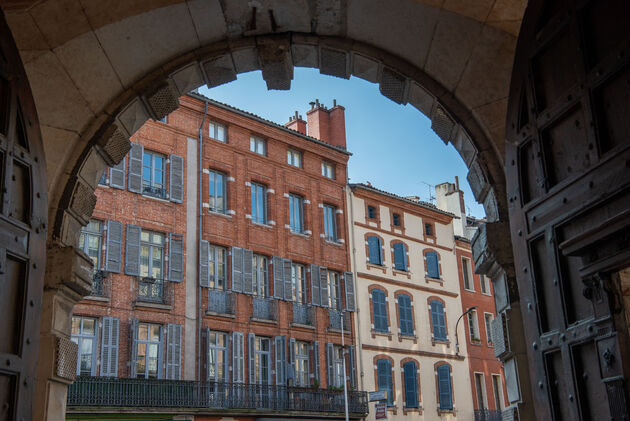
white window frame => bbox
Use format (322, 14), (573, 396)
(321, 161), (335, 179)
(292, 263), (307, 304)
(323, 204), (337, 241)
(295, 340), (309, 387)
(79, 220), (103, 273)
(209, 121), (227, 142)
(208, 331), (228, 381)
(468, 310), (480, 342)
(492, 374), (505, 410)
(136, 322), (162, 379)
(480, 274), (491, 295)
(209, 245), (227, 290)
(208, 170), (227, 213)
(253, 254), (269, 297)
(142, 150), (166, 198)
(484, 312), (494, 346)
(255, 336), (272, 385)
(250, 136), (266, 155)
(71, 316), (98, 376)
(332, 345), (344, 387)
(474, 372), (488, 410)
(328, 271), (341, 310)
(287, 149), (302, 168)
(251, 182), (267, 224)
(462, 257), (474, 291)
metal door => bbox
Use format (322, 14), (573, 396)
(0, 11), (47, 421)
(506, 0), (630, 419)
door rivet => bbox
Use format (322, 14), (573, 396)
(533, 342), (538, 350)
(5, 359), (10, 366)
(538, 381), (544, 389)
(560, 334), (566, 341)
(553, 279), (558, 286)
(518, 230), (522, 236)
(528, 303), (533, 310)
(548, 338), (552, 345)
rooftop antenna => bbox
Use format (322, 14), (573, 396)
(420, 181), (436, 204)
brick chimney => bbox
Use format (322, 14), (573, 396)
(285, 111), (306, 135)
(306, 99), (347, 149)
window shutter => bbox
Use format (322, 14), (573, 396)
(232, 332), (244, 383)
(169, 154), (184, 203)
(373, 290), (388, 332)
(399, 295), (413, 335)
(283, 259), (293, 301)
(166, 323), (182, 380)
(202, 328), (209, 381)
(129, 318), (139, 377)
(427, 252), (439, 278)
(199, 240), (210, 287)
(313, 341), (320, 384)
(127, 142), (143, 193)
(242, 249), (254, 294)
(100, 316), (119, 376)
(169, 234), (183, 282)
(438, 365), (453, 410)
(310, 265), (321, 306)
(288, 338), (296, 385)
(344, 272), (355, 312)
(248, 333), (255, 384)
(348, 345), (357, 389)
(325, 343), (334, 387)
(368, 236), (380, 264)
(105, 220), (123, 273)
(231, 247), (243, 293)
(109, 157), (125, 189)
(431, 301), (447, 340)
(404, 361), (418, 408)
(394, 243), (406, 271)
(275, 336), (286, 385)
(319, 267), (329, 308)
(124, 224), (141, 276)
(272, 257), (284, 299)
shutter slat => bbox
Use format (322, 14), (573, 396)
(313, 341), (320, 384)
(248, 333), (255, 384)
(100, 317), (111, 376)
(273, 257), (284, 299)
(130, 318), (139, 377)
(169, 234), (184, 282)
(275, 336), (286, 385)
(124, 224), (141, 276)
(283, 259), (293, 301)
(326, 343), (334, 387)
(109, 157), (125, 189)
(128, 142), (143, 193)
(310, 265), (320, 306)
(348, 345), (357, 389)
(199, 240), (210, 287)
(169, 154), (184, 203)
(319, 267), (329, 308)
(166, 323), (182, 379)
(105, 220), (123, 273)
(232, 247), (243, 292)
(232, 332), (244, 383)
(289, 338), (296, 385)
(427, 252), (439, 278)
(242, 249), (253, 294)
(394, 243), (407, 271)
(344, 272), (355, 312)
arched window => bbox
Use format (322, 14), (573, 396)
(426, 251), (439, 278)
(377, 359), (394, 406)
(393, 243), (407, 271)
(368, 235), (382, 265)
(437, 364), (453, 410)
(398, 294), (414, 336)
(372, 289), (388, 332)
(430, 300), (447, 341)
(403, 361), (419, 408)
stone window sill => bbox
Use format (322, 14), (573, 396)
(251, 222), (275, 229)
(367, 263), (387, 273)
(403, 407), (423, 415)
(425, 276), (444, 285)
(393, 269), (411, 278)
(205, 310), (236, 319)
(432, 339), (451, 347)
(289, 230), (310, 238)
(290, 322), (316, 330)
(141, 193), (170, 203)
(324, 239), (344, 247)
(250, 317), (278, 325)
(398, 334), (418, 343)
(371, 329), (393, 340)
(134, 301), (172, 310)
(84, 295), (109, 303)
(208, 210), (232, 219)
(437, 408), (457, 415)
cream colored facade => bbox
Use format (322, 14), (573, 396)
(347, 184), (474, 421)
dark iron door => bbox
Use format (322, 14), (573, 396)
(0, 11), (47, 421)
(506, 0), (630, 420)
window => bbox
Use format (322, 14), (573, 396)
(250, 182), (267, 224)
(209, 245), (226, 289)
(332, 345), (344, 387)
(367, 236), (382, 265)
(253, 254), (269, 297)
(475, 373), (487, 409)
(328, 271), (341, 310)
(403, 361), (419, 408)
(376, 359), (394, 406)
(255, 336), (271, 385)
(208, 331), (228, 381)
(480, 275), (490, 295)
(159, 114), (168, 124)
(250, 136), (266, 155)
(484, 313), (494, 345)
(295, 341), (309, 387)
(136, 322), (162, 379)
(372, 289), (388, 332)
(98, 170), (107, 185)
(287, 149), (302, 168)
(321, 161), (334, 179)
(468, 310), (480, 341)
(289, 194), (304, 233)
(492, 374), (504, 410)
(79, 220), (102, 272)
(140, 231), (164, 279)
(426, 251), (440, 278)
(142, 150), (166, 198)
(462, 257), (473, 290)
(71, 316), (97, 376)
(424, 223), (433, 236)
(430, 300), (447, 341)
(392, 213), (401, 226)
(209, 170), (226, 213)
(292, 263), (306, 304)
(393, 243), (407, 271)
(398, 294), (414, 336)
(209, 121), (226, 142)
(437, 364), (453, 410)
(367, 205), (376, 219)
(323, 204), (337, 241)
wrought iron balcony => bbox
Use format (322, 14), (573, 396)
(208, 289), (235, 315)
(135, 278), (171, 306)
(329, 309), (351, 331)
(252, 297), (277, 321)
(474, 409), (502, 421)
(67, 377), (368, 415)
(90, 270), (110, 298)
(292, 303), (315, 326)
(142, 184), (167, 199)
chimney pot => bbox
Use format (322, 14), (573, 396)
(309, 101), (315, 109)
(333, 99), (337, 107)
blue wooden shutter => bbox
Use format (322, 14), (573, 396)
(105, 220), (123, 273)
(398, 294), (413, 336)
(232, 332), (244, 383)
(344, 272), (355, 312)
(288, 338), (296, 385)
(168, 234), (183, 282)
(199, 240), (210, 287)
(431, 300), (447, 340)
(426, 252), (439, 278)
(438, 365), (453, 410)
(127, 142), (143, 193)
(373, 290), (388, 332)
(231, 247), (243, 292)
(272, 257), (284, 299)
(319, 267), (329, 308)
(368, 236), (381, 265)
(403, 361), (418, 408)
(248, 333), (255, 384)
(109, 157), (125, 189)
(169, 154), (184, 203)
(124, 224), (141, 276)
(325, 343), (334, 387)
(310, 265), (321, 306)
(283, 259), (293, 301)
(394, 243), (406, 271)
(242, 249), (254, 294)
(377, 359), (393, 406)
(100, 316), (119, 376)
(275, 336), (286, 385)
(166, 324), (182, 379)
(312, 341), (320, 385)
(129, 318), (139, 377)
(348, 345), (357, 389)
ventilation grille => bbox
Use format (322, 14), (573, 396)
(56, 336), (78, 381)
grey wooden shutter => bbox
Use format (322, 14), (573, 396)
(310, 265), (321, 306)
(313, 341), (320, 384)
(158, 327), (166, 379)
(283, 259), (293, 301)
(231, 247), (243, 292)
(169, 154), (184, 203)
(232, 332), (244, 383)
(348, 345), (357, 389)
(128, 142), (143, 193)
(124, 224), (141, 276)
(272, 257), (284, 299)
(100, 316), (119, 376)
(105, 220), (123, 273)
(326, 343), (334, 387)
(165, 324), (182, 380)
(129, 318), (139, 377)
(243, 249), (254, 294)
(199, 240), (210, 287)
(344, 272), (356, 312)
(319, 267), (329, 308)
(109, 157), (125, 189)
(275, 336), (286, 385)
(248, 333), (256, 383)
(169, 234), (183, 282)
(289, 338), (296, 385)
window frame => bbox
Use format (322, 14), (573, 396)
(480, 274), (491, 295)
(468, 310), (480, 342)
(250, 136), (266, 156)
(289, 193), (304, 233)
(287, 149), (302, 168)
(323, 204), (338, 241)
(492, 374), (504, 410)
(484, 313), (494, 345)
(430, 299), (447, 342)
(207, 330), (228, 382)
(328, 271), (342, 310)
(250, 182), (268, 224)
(367, 235), (383, 265)
(208, 121), (227, 143)
(321, 161), (335, 179)
(376, 358), (394, 406)
(292, 263), (307, 304)
(372, 289), (389, 333)
(474, 372), (488, 410)
(294, 340), (310, 387)
(393, 242), (408, 271)
(392, 213), (401, 227)
(135, 322), (162, 379)
(367, 205), (376, 219)
(402, 360), (419, 409)
(397, 293), (414, 336)
(208, 170), (227, 214)
(253, 254), (269, 297)
(142, 150), (166, 199)
(71, 316), (98, 376)
(437, 364), (453, 411)
(139, 230), (165, 280)
(332, 345), (345, 388)
(462, 257), (474, 291)
(209, 244), (227, 290)
(79, 220), (103, 273)
(254, 336), (272, 385)
(425, 251), (440, 279)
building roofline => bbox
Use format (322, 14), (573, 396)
(186, 92), (352, 156)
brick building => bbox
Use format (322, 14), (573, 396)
(67, 94), (367, 420)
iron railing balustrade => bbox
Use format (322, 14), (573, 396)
(293, 303), (315, 326)
(252, 297), (277, 320)
(90, 270), (109, 298)
(474, 409), (502, 421)
(136, 278), (171, 305)
(208, 289), (235, 315)
(329, 309), (351, 331)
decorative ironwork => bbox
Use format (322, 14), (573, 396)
(136, 278), (170, 305)
(329, 309), (350, 331)
(91, 270), (109, 298)
(67, 377), (368, 414)
(142, 184), (167, 199)
(252, 297), (277, 320)
(293, 303), (315, 326)
(208, 289), (235, 315)
(474, 409), (502, 421)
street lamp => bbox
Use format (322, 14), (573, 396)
(455, 306), (478, 356)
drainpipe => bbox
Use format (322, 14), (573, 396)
(198, 99), (208, 381)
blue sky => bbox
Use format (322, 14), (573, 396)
(200, 68), (485, 218)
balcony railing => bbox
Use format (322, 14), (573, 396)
(208, 289), (235, 315)
(142, 184), (167, 199)
(329, 309), (351, 331)
(90, 270), (110, 298)
(252, 297), (277, 321)
(67, 377), (368, 415)
(293, 303), (315, 326)
(474, 409), (502, 421)
(135, 278), (171, 306)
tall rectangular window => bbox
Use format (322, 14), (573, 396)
(475, 373), (487, 409)
(462, 257), (473, 290)
(295, 341), (309, 387)
(255, 336), (271, 385)
(250, 136), (266, 155)
(292, 263), (306, 304)
(392, 213), (401, 226)
(430, 300), (447, 341)
(328, 271), (341, 310)
(323, 204), (337, 241)
(71, 316), (97, 376)
(468, 310), (480, 341)
(251, 182), (267, 224)
(480, 275), (490, 294)
(287, 149), (302, 168)
(79, 220), (102, 272)
(140, 231), (164, 279)
(426, 252), (440, 279)
(209, 245), (226, 290)
(485, 313), (494, 345)
(398, 294), (414, 336)
(208, 331), (228, 381)
(376, 359), (394, 406)
(142, 150), (166, 198)
(321, 161), (334, 179)
(367, 236), (382, 265)
(332, 345), (344, 387)
(253, 254), (268, 297)
(437, 365), (453, 410)
(372, 289), (388, 332)
(403, 361), (418, 408)
(209, 170), (226, 213)
(289, 194), (304, 233)
(492, 374), (504, 410)
(367, 205), (376, 219)
(136, 322), (161, 379)
(209, 121), (226, 142)
(393, 243), (407, 271)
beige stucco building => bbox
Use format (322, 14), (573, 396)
(347, 183), (474, 420)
